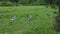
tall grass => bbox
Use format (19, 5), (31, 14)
(0, 6), (59, 34)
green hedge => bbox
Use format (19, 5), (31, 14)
(0, 1), (16, 6)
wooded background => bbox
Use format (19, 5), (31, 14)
(0, 0), (46, 6)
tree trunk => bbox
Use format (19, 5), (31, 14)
(55, 5), (60, 32)
(58, 5), (60, 16)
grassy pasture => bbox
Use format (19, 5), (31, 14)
(0, 6), (59, 34)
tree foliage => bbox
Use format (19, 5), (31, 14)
(44, 0), (60, 6)
(0, 0), (46, 6)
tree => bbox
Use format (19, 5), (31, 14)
(44, 0), (60, 32)
(10, 0), (19, 3)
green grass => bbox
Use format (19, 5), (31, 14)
(0, 6), (59, 34)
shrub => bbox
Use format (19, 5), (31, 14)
(0, 1), (16, 6)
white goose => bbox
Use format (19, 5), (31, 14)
(27, 14), (32, 21)
(10, 16), (16, 22)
